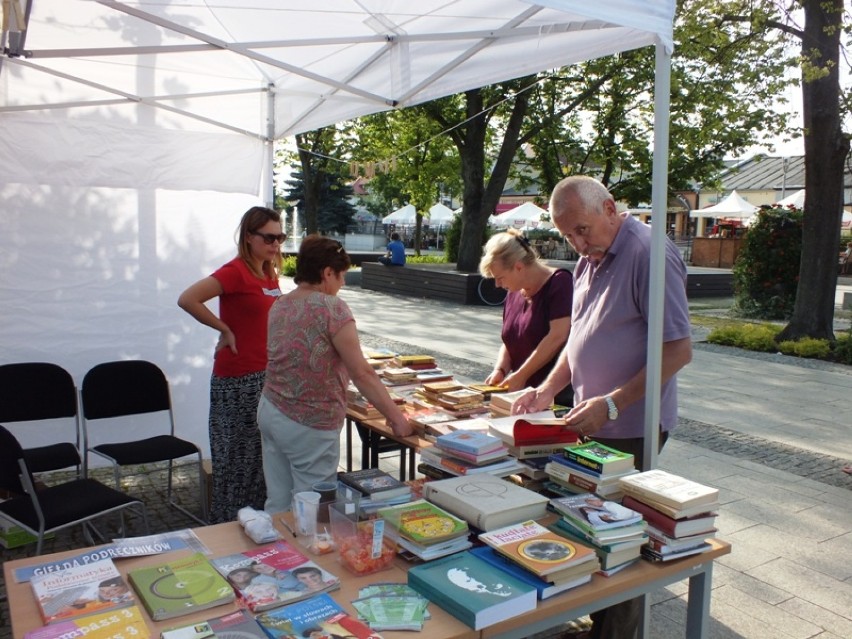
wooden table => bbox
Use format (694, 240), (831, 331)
(344, 411), (431, 481)
(4, 518), (730, 639)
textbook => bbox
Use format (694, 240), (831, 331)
(478, 519), (598, 579)
(469, 546), (592, 600)
(160, 609), (266, 639)
(618, 470), (720, 515)
(562, 441), (635, 476)
(408, 550), (537, 630)
(30, 558), (136, 625)
(209, 541), (340, 612)
(377, 499), (469, 546)
(421, 474), (549, 531)
(23, 605), (149, 639)
(338, 468), (411, 501)
(255, 592), (382, 639)
(127, 552), (234, 621)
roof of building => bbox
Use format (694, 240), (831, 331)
(719, 155), (806, 192)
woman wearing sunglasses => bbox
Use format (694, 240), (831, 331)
(178, 206), (285, 523)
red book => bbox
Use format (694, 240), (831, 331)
(622, 495), (717, 538)
(489, 415), (580, 447)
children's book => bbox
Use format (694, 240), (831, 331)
(478, 519), (598, 578)
(127, 552), (234, 621)
(160, 609), (267, 639)
(377, 499), (469, 546)
(209, 541), (340, 612)
(255, 592), (383, 639)
(30, 558), (136, 625)
(23, 605), (149, 639)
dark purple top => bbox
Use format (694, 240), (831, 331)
(501, 269), (573, 389)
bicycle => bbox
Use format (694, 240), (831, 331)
(477, 277), (508, 306)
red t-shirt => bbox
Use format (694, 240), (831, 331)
(211, 257), (280, 378)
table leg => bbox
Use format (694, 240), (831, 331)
(370, 431), (380, 469)
(399, 448), (406, 481)
(685, 563), (712, 639)
(345, 417), (353, 472)
(408, 448), (416, 480)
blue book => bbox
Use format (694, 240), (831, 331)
(548, 453), (603, 477)
(407, 550), (537, 630)
(436, 430), (505, 456)
(255, 593), (377, 639)
(469, 546), (592, 600)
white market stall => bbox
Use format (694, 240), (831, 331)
(1, 1), (676, 467)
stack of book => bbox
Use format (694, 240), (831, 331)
(432, 388), (489, 418)
(488, 412), (580, 459)
(475, 519), (599, 599)
(419, 379), (464, 403)
(377, 499), (472, 561)
(618, 469), (720, 562)
(338, 468), (413, 512)
(421, 416), (492, 440)
(488, 388), (533, 416)
(549, 493), (647, 575)
(391, 354), (437, 370)
(464, 383), (509, 401)
(407, 407), (458, 436)
(345, 384), (404, 421)
(381, 366), (418, 386)
(545, 440), (637, 500)
(420, 430), (522, 478)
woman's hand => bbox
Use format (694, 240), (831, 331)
(216, 328), (237, 355)
(389, 417), (414, 437)
(486, 367), (506, 386)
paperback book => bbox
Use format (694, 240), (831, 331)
(351, 583), (430, 632)
(209, 541), (340, 611)
(407, 550), (537, 630)
(618, 470), (720, 515)
(553, 516), (648, 547)
(377, 499), (469, 546)
(469, 546), (592, 600)
(23, 605), (149, 639)
(478, 519), (599, 579)
(127, 552), (234, 621)
(562, 441), (635, 476)
(30, 558), (135, 625)
(420, 446), (522, 477)
(160, 609), (267, 639)
(640, 541), (712, 562)
(255, 592), (382, 639)
(421, 474), (549, 531)
(622, 495), (717, 538)
(550, 493), (643, 534)
(488, 411), (579, 447)
(338, 468), (411, 500)
(435, 430), (505, 456)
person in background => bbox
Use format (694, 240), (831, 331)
(514, 176), (692, 639)
(258, 235), (412, 513)
(479, 229), (573, 406)
(178, 206), (283, 523)
(378, 232), (406, 266)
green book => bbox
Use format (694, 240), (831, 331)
(562, 441), (635, 476)
(407, 550), (537, 630)
(127, 553), (234, 621)
(377, 499), (469, 546)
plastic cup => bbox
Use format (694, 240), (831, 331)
(292, 491), (320, 537)
(312, 481), (338, 523)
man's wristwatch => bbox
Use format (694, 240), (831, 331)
(604, 395), (619, 421)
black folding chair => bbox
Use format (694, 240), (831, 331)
(0, 424), (149, 555)
(0, 362), (82, 475)
(80, 360), (208, 525)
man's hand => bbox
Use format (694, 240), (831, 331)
(511, 387), (553, 415)
(563, 396), (609, 436)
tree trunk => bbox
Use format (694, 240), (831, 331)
(296, 135), (320, 235)
(777, 0), (849, 342)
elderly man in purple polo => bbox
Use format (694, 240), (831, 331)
(515, 175), (692, 639)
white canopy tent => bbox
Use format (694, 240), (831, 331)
(491, 201), (550, 227)
(775, 189), (806, 209)
(427, 203), (457, 225)
(381, 204), (418, 225)
(690, 190), (759, 219)
(1, 1), (676, 468)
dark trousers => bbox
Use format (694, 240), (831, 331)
(587, 429), (670, 639)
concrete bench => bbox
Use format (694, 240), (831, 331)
(361, 262), (486, 305)
(686, 273), (733, 298)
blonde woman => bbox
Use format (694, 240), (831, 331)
(479, 229), (573, 405)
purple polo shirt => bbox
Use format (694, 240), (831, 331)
(567, 214), (690, 438)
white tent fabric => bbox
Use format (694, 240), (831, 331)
(690, 190), (759, 219)
(0, 1), (675, 460)
(775, 189), (805, 208)
(382, 204), (418, 225)
(427, 203), (456, 224)
(491, 201), (549, 227)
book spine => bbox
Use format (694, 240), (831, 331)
(563, 450), (604, 473)
(548, 455), (602, 477)
(621, 496), (677, 536)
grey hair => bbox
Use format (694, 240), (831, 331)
(550, 176), (613, 219)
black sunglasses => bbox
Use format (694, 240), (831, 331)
(251, 232), (286, 245)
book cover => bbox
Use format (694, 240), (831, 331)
(338, 468), (410, 499)
(436, 388), (485, 405)
(552, 517), (647, 547)
(161, 609), (267, 639)
(127, 552), (234, 621)
(30, 558), (136, 625)
(384, 527), (473, 562)
(421, 474), (549, 531)
(377, 499), (469, 546)
(435, 430), (504, 456)
(478, 519), (598, 578)
(645, 527), (716, 554)
(618, 470), (720, 513)
(509, 441), (573, 460)
(468, 546), (592, 600)
(550, 493), (643, 534)
(488, 388), (535, 413)
(209, 541), (340, 612)
(255, 592), (383, 639)
(407, 550), (537, 630)
(562, 441), (635, 475)
(420, 447), (522, 477)
(23, 605), (149, 639)
(621, 495), (717, 537)
(488, 411), (579, 446)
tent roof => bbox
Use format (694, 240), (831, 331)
(775, 189), (805, 208)
(691, 190), (759, 219)
(382, 203), (417, 224)
(2, 1), (674, 142)
(491, 200), (548, 226)
(428, 203), (456, 222)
